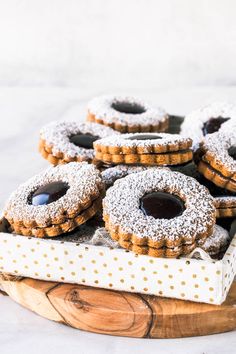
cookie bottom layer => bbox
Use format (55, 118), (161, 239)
(198, 161), (236, 192)
(95, 150), (193, 166)
(104, 215), (213, 255)
(10, 197), (102, 238)
(117, 239), (196, 258)
(87, 112), (169, 133)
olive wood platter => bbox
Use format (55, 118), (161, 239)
(0, 274), (236, 338)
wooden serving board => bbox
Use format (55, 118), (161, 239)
(0, 274), (236, 338)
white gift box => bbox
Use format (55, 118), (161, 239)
(0, 218), (235, 305)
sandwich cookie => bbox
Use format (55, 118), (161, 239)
(87, 95), (169, 133)
(181, 101), (236, 149)
(94, 132), (193, 166)
(39, 121), (119, 165)
(196, 131), (236, 192)
(4, 162), (104, 238)
(103, 169), (216, 257)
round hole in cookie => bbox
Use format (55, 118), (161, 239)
(29, 181), (69, 206)
(202, 117), (230, 136)
(228, 145), (236, 161)
(140, 191), (185, 219)
(128, 134), (163, 140)
(69, 133), (100, 149)
(111, 100), (146, 114)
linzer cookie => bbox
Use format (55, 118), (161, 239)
(87, 95), (169, 133)
(200, 225), (230, 258)
(39, 121), (119, 165)
(196, 131), (236, 192)
(94, 133), (193, 166)
(103, 169), (216, 258)
(4, 162), (104, 238)
(181, 101), (236, 148)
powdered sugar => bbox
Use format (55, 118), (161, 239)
(103, 169), (215, 242)
(94, 132), (192, 153)
(40, 121), (119, 159)
(181, 101), (236, 148)
(88, 95), (167, 127)
(4, 162), (103, 227)
(214, 195), (236, 207)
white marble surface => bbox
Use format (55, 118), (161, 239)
(0, 86), (236, 353)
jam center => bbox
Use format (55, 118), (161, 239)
(70, 134), (99, 149)
(228, 146), (236, 160)
(140, 191), (185, 219)
(30, 181), (69, 206)
(128, 134), (162, 140)
(111, 101), (146, 114)
(202, 117), (230, 135)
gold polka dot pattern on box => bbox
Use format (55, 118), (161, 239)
(0, 229), (235, 305)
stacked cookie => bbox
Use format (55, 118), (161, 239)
(93, 133), (193, 166)
(4, 163), (104, 237)
(3, 95), (236, 259)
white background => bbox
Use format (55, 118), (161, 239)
(0, 1), (236, 353)
(0, 0), (236, 89)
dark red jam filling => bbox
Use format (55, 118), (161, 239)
(30, 181), (69, 206)
(111, 101), (146, 114)
(228, 146), (236, 160)
(140, 191), (185, 219)
(202, 117), (230, 135)
(70, 134), (99, 149)
(128, 134), (162, 140)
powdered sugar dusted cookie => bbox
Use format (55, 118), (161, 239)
(39, 121), (119, 165)
(87, 95), (169, 133)
(4, 162), (104, 238)
(94, 132), (193, 166)
(200, 225), (230, 257)
(103, 169), (216, 258)
(181, 101), (236, 148)
(197, 131), (236, 192)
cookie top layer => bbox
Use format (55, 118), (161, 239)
(181, 101), (236, 148)
(88, 95), (168, 127)
(4, 162), (104, 228)
(94, 132), (192, 154)
(40, 121), (119, 160)
(214, 195), (236, 207)
(103, 169), (215, 243)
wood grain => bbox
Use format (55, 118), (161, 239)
(0, 274), (236, 338)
